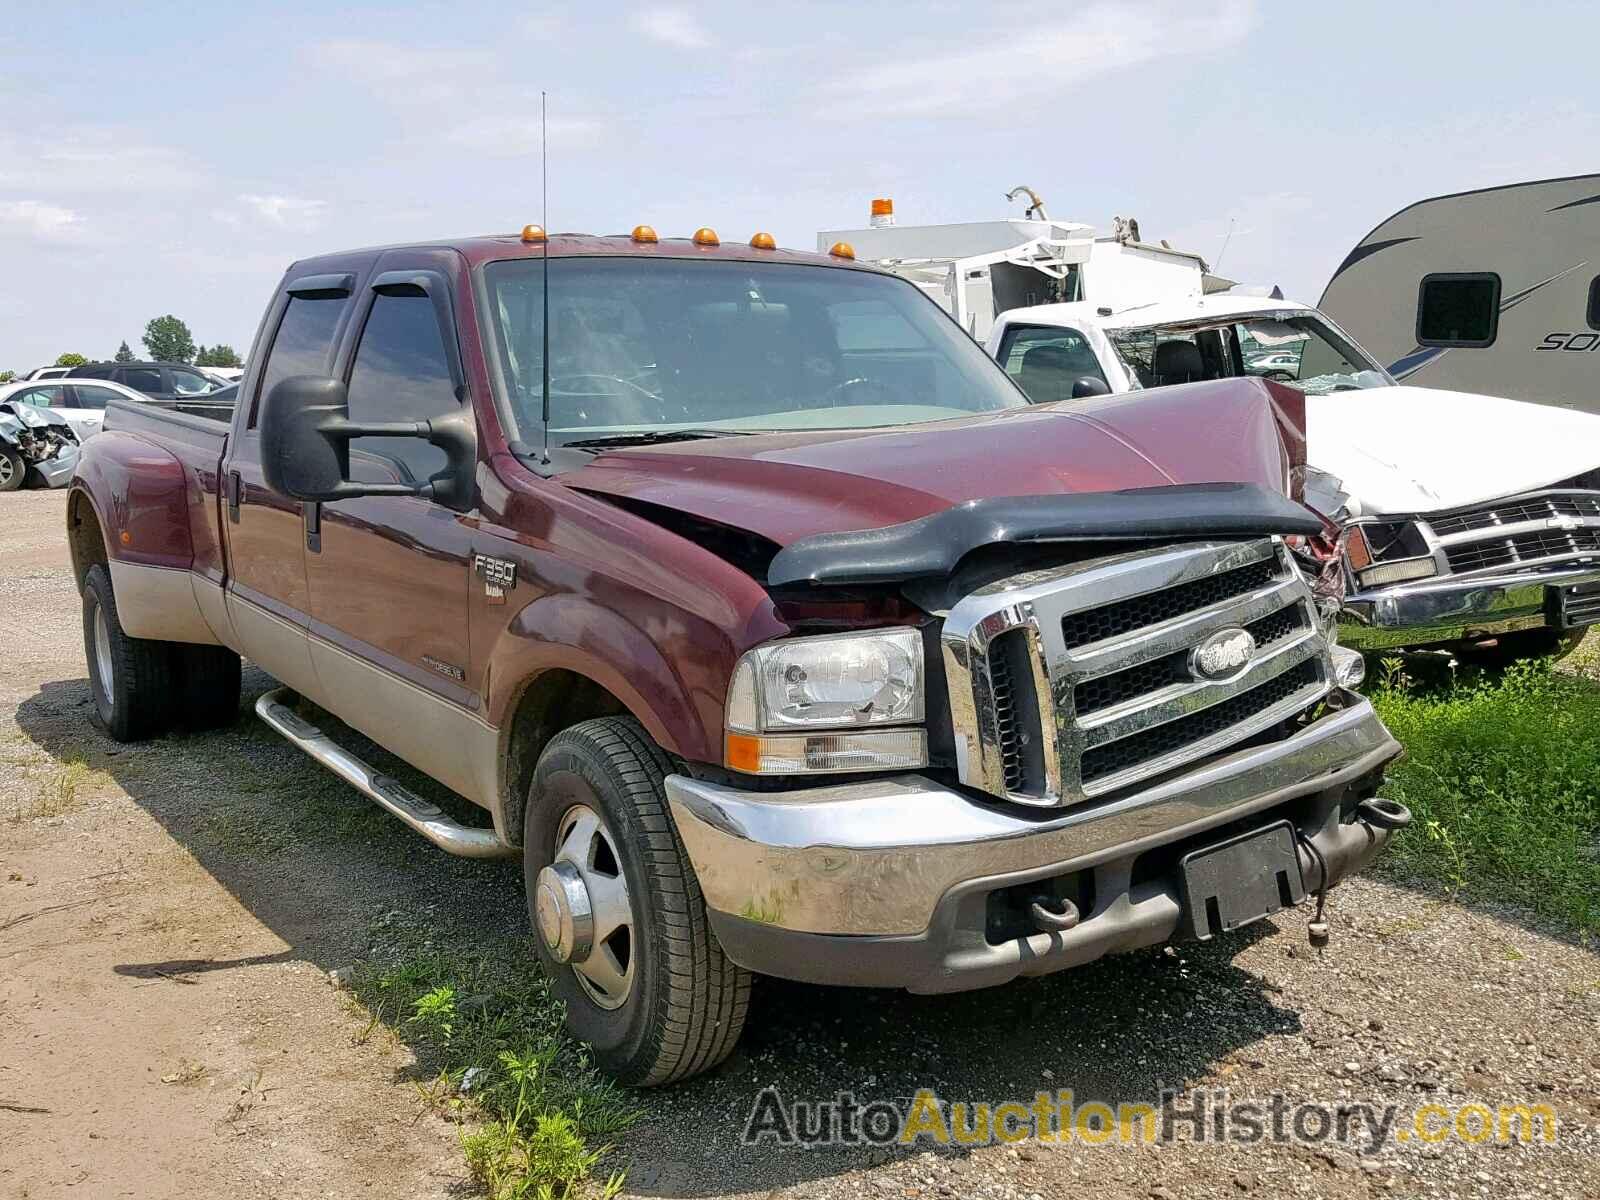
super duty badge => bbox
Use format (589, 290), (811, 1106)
(473, 554), (517, 604)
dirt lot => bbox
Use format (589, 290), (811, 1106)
(3, 487), (1597, 1200)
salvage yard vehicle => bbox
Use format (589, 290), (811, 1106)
(0, 395), (79, 491)
(0, 376), (154, 441)
(830, 199), (1600, 661)
(66, 225), (1407, 1085)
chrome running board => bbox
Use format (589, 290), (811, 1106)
(255, 687), (512, 859)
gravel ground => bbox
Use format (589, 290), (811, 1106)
(2, 487), (1597, 1200)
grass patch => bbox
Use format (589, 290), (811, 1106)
(349, 915), (636, 1198)
(6, 757), (98, 824)
(1369, 657), (1600, 934)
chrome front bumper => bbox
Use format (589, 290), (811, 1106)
(666, 693), (1401, 991)
(1338, 563), (1600, 650)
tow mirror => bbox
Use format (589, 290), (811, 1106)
(1071, 376), (1112, 399)
(258, 375), (475, 510)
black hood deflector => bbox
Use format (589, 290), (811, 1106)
(765, 483), (1321, 588)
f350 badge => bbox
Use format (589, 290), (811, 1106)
(473, 554), (517, 604)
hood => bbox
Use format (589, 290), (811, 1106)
(0, 400), (74, 438)
(1305, 386), (1600, 516)
(564, 378), (1297, 545)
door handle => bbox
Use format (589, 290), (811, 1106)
(226, 471), (242, 523)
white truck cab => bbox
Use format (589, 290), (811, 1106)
(826, 197), (1600, 659)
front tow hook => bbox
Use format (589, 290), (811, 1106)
(1357, 796), (1412, 831)
(1030, 895), (1081, 933)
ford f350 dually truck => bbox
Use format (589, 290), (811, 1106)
(67, 226), (1406, 1084)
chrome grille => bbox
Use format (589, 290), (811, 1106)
(1421, 489), (1600, 577)
(943, 539), (1331, 807)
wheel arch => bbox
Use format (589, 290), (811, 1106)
(66, 487), (111, 594)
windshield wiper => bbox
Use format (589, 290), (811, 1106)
(562, 429), (751, 450)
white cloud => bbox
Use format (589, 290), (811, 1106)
(0, 200), (85, 241)
(817, 0), (1255, 117)
(630, 6), (713, 49)
(0, 129), (202, 193)
(444, 113), (606, 157)
(214, 194), (328, 232)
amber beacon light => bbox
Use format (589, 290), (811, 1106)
(692, 227), (721, 247)
(828, 241), (856, 260)
(749, 231), (777, 250)
(631, 224), (659, 244)
(520, 224), (548, 243)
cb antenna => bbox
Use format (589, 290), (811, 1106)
(539, 91), (552, 465)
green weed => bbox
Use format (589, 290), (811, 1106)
(1370, 657), (1600, 933)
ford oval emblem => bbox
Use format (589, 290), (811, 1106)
(1190, 628), (1257, 682)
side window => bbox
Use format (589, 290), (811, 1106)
(122, 367), (164, 394)
(70, 385), (112, 410)
(169, 367), (213, 395)
(345, 293), (457, 485)
(998, 325), (1109, 403)
(1417, 273), (1500, 347)
(78, 365), (113, 379)
(252, 295), (349, 427)
(11, 386), (55, 407)
(1588, 276), (1600, 332)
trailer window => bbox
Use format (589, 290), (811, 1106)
(1417, 273), (1500, 347)
(1588, 276), (1600, 332)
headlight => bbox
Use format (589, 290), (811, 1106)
(725, 628), (927, 774)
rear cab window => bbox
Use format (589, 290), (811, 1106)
(250, 276), (354, 428)
(997, 325), (1109, 402)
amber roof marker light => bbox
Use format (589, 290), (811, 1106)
(520, 224), (547, 243)
(631, 224), (659, 244)
(749, 232), (777, 250)
(692, 227), (721, 247)
(828, 241), (856, 260)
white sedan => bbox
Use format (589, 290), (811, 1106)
(0, 377), (152, 440)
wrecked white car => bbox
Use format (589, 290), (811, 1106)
(987, 295), (1600, 660)
(0, 398), (80, 492)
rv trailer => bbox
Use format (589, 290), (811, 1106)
(1319, 174), (1600, 414)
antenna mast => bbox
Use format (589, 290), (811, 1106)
(539, 91), (552, 464)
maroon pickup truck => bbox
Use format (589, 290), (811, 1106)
(67, 227), (1406, 1084)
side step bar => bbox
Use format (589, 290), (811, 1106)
(255, 687), (513, 859)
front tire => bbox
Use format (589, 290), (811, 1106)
(83, 564), (175, 741)
(0, 446), (25, 492)
(524, 717), (751, 1086)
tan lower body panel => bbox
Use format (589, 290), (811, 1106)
(110, 561), (224, 645)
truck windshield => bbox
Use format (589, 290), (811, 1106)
(483, 257), (1026, 444)
(1109, 313), (1391, 396)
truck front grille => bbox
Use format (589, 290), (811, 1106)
(943, 539), (1331, 807)
(1421, 489), (1600, 577)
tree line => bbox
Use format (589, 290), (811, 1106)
(0, 315), (241, 382)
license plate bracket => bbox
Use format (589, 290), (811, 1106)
(1180, 820), (1305, 941)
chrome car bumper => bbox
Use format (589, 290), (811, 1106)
(666, 693), (1402, 993)
(1338, 563), (1600, 651)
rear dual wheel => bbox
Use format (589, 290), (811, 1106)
(82, 564), (242, 742)
(524, 717), (751, 1086)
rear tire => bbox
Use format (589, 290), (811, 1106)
(0, 446), (25, 492)
(172, 643), (242, 731)
(83, 564), (175, 742)
(524, 716), (751, 1086)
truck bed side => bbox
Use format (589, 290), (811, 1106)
(66, 397), (234, 647)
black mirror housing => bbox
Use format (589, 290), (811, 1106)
(259, 374), (476, 509)
(1071, 376), (1112, 399)
(260, 375), (359, 501)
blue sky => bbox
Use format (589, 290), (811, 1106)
(3, 0), (1596, 371)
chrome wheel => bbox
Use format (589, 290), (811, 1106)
(545, 803), (634, 1009)
(93, 603), (114, 700)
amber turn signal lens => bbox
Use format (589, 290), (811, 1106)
(870, 197), (893, 217)
(724, 732), (761, 773)
(692, 227), (720, 247)
(520, 224), (547, 243)
(828, 241), (856, 260)
(631, 224), (659, 244)
(749, 231), (777, 250)
(1344, 526), (1374, 571)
